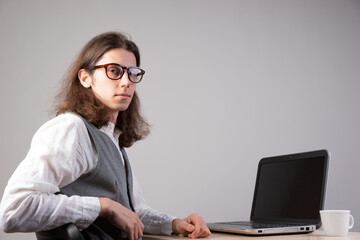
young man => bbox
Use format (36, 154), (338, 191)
(0, 32), (211, 240)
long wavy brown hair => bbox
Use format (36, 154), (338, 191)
(53, 32), (150, 148)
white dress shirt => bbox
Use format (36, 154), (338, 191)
(0, 113), (175, 235)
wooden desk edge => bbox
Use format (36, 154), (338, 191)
(144, 231), (360, 240)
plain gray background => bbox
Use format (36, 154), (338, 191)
(0, 0), (359, 239)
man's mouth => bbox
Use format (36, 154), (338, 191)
(115, 93), (131, 98)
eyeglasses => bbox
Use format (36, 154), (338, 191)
(93, 63), (145, 83)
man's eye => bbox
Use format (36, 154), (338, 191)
(108, 67), (121, 76)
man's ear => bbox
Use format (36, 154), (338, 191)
(78, 69), (92, 88)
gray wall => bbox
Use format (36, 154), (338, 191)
(1, 0), (359, 239)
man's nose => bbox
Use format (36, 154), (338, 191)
(119, 71), (131, 87)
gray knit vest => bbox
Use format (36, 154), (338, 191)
(36, 116), (134, 240)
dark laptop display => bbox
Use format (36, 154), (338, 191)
(207, 149), (329, 235)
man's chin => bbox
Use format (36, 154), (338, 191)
(106, 104), (130, 115)
(115, 104), (130, 112)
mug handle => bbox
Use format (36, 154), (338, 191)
(349, 214), (354, 229)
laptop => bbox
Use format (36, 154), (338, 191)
(207, 149), (329, 236)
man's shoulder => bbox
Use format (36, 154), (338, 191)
(39, 112), (87, 132)
(52, 112), (83, 123)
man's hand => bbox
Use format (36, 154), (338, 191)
(172, 213), (211, 239)
(99, 197), (144, 240)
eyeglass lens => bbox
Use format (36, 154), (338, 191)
(107, 64), (143, 83)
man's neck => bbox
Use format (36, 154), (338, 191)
(108, 111), (119, 125)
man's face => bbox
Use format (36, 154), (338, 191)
(87, 48), (138, 118)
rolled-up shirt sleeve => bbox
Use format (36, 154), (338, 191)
(0, 114), (100, 232)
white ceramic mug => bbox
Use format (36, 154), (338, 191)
(320, 210), (354, 236)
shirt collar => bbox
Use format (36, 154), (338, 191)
(100, 122), (122, 140)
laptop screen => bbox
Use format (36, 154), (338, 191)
(251, 150), (328, 226)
